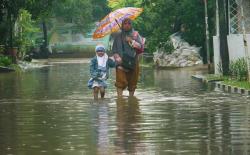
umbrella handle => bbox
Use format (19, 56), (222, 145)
(115, 19), (121, 29)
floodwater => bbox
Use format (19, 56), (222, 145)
(0, 59), (249, 155)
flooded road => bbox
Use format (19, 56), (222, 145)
(0, 59), (249, 155)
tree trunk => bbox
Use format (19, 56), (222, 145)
(42, 20), (49, 58)
(218, 0), (229, 75)
(7, 8), (13, 48)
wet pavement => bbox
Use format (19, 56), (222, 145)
(0, 59), (249, 155)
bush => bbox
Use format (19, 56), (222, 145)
(228, 58), (248, 81)
(0, 55), (12, 67)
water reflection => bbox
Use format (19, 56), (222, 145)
(114, 96), (143, 154)
(90, 102), (111, 155)
(153, 67), (207, 93)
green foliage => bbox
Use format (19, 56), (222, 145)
(205, 74), (224, 81)
(52, 0), (93, 32)
(92, 0), (111, 20)
(178, 1), (204, 45)
(25, 0), (55, 19)
(0, 55), (12, 67)
(228, 58), (248, 81)
(107, 0), (215, 57)
(108, 0), (143, 9)
(2, 0), (140, 52)
(108, 0), (126, 9)
(0, 21), (8, 44)
(9, 64), (22, 72)
(157, 40), (174, 54)
(16, 9), (40, 58)
(0, 45), (5, 54)
(1, 0), (216, 61)
(137, 0), (176, 53)
(0, 0), (30, 47)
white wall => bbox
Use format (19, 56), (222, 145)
(227, 34), (246, 61)
(213, 34), (250, 75)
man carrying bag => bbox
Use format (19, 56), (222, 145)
(112, 18), (144, 97)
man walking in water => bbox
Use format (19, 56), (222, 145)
(112, 18), (144, 97)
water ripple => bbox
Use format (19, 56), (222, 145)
(0, 63), (250, 155)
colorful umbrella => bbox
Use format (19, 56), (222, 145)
(92, 7), (143, 39)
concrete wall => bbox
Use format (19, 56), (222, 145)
(213, 34), (250, 75)
(213, 1), (250, 74)
(227, 34), (245, 61)
(227, 34), (250, 61)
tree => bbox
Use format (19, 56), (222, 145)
(1, 0), (26, 47)
(92, 0), (111, 21)
(218, 0), (229, 75)
(1, 0), (102, 58)
(25, 0), (94, 57)
(107, 0), (216, 64)
(52, 0), (93, 32)
(16, 9), (40, 58)
(25, 0), (55, 57)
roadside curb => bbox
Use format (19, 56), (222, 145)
(214, 81), (250, 96)
(0, 66), (15, 73)
(191, 75), (207, 82)
(192, 74), (250, 96)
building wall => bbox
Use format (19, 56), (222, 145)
(227, 34), (250, 61)
(213, 0), (250, 74)
(213, 34), (250, 75)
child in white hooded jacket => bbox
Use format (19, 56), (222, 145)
(88, 45), (116, 100)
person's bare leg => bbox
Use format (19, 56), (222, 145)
(100, 87), (105, 99)
(93, 87), (99, 100)
(117, 88), (123, 97)
(129, 91), (134, 97)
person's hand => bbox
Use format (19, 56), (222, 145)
(113, 53), (122, 64)
(125, 36), (132, 43)
(109, 56), (115, 61)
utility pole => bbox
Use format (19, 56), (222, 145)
(216, 0), (219, 36)
(214, 0), (221, 75)
(239, 0), (250, 82)
(204, 0), (211, 72)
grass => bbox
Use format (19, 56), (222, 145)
(222, 80), (250, 90)
(9, 64), (22, 72)
(204, 74), (250, 90)
(204, 74), (224, 81)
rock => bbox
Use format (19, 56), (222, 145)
(153, 32), (203, 68)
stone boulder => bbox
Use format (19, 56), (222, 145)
(153, 32), (203, 68)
